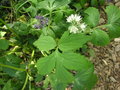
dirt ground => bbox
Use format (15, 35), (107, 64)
(91, 39), (120, 90)
(92, 1), (120, 90)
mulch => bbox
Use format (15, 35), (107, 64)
(90, 39), (120, 90)
(92, 1), (120, 90)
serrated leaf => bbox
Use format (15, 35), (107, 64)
(52, 0), (70, 9)
(73, 62), (96, 90)
(0, 39), (9, 50)
(55, 62), (74, 83)
(73, 72), (97, 90)
(105, 5), (120, 24)
(49, 74), (67, 90)
(91, 29), (110, 46)
(37, 0), (70, 10)
(36, 53), (56, 75)
(106, 24), (120, 39)
(60, 52), (93, 71)
(84, 7), (100, 27)
(58, 32), (91, 51)
(36, 50), (93, 84)
(3, 80), (13, 90)
(37, 1), (50, 10)
(34, 35), (56, 51)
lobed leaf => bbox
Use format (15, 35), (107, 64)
(105, 5), (120, 38)
(34, 35), (57, 51)
(3, 80), (13, 90)
(58, 31), (91, 51)
(73, 72), (97, 90)
(36, 53), (56, 75)
(105, 5), (120, 24)
(84, 7), (100, 27)
(91, 29), (110, 46)
(36, 50), (94, 84)
(37, 0), (70, 10)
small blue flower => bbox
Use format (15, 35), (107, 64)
(35, 16), (44, 20)
(33, 16), (49, 29)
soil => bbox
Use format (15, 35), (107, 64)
(91, 39), (120, 90)
(92, 0), (120, 90)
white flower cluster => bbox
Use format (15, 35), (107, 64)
(67, 14), (82, 22)
(67, 14), (87, 34)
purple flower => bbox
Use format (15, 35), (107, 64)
(34, 24), (42, 29)
(35, 16), (44, 20)
(33, 15), (49, 29)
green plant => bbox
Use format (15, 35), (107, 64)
(0, 0), (120, 90)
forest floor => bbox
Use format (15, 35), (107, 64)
(91, 39), (120, 90)
(92, 1), (120, 90)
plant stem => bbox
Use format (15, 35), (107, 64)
(16, 0), (29, 13)
(0, 63), (26, 71)
(0, 6), (12, 8)
(21, 73), (29, 90)
(93, 24), (107, 29)
(41, 51), (48, 56)
(43, 10), (66, 17)
(29, 80), (31, 90)
(48, 10), (52, 29)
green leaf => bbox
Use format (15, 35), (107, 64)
(2, 54), (25, 78)
(84, 7), (100, 27)
(73, 3), (82, 11)
(99, 0), (105, 5)
(52, 0), (70, 9)
(37, 1), (50, 10)
(0, 39), (9, 50)
(73, 61), (96, 90)
(54, 11), (63, 23)
(55, 62), (74, 83)
(91, 0), (98, 7)
(36, 50), (93, 84)
(13, 22), (30, 35)
(73, 72), (97, 90)
(0, 78), (5, 85)
(60, 53), (94, 71)
(34, 35), (56, 51)
(106, 24), (120, 39)
(58, 32), (91, 51)
(49, 74), (67, 90)
(28, 0), (38, 5)
(3, 80), (13, 90)
(36, 53), (56, 75)
(91, 29), (110, 46)
(37, 0), (70, 10)
(105, 5), (120, 24)
(42, 27), (55, 38)
(80, 0), (88, 7)
(26, 6), (37, 17)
